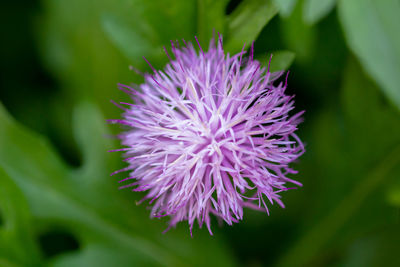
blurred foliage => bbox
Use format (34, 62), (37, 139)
(273, 0), (297, 17)
(0, 102), (234, 266)
(303, 0), (336, 25)
(0, 167), (41, 266)
(338, 0), (400, 110)
(0, 0), (399, 266)
(224, 0), (278, 53)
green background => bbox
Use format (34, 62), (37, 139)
(0, 0), (399, 266)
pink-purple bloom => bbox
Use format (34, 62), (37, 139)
(111, 36), (304, 235)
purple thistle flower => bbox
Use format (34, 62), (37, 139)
(110, 36), (305, 235)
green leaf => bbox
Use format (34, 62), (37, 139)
(281, 0), (316, 63)
(276, 58), (400, 267)
(101, 13), (161, 64)
(196, 0), (230, 46)
(0, 258), (19, 267)
(49, 245), (146, 267)
(271, 51), (296, 71)
(37, 0), (197, 120)
(258, 50), (296, 72)
(71, 102), (118, 182)
(37, 0), (133, 120)
(0, 167), (41, 266)
(101, 0), (198, 67)
(0, 102), (235, 266)
(273, 0), (297, 17)
(276, 137), (400, 267)
(338, 0), (400, 110)
(225, 0), (279, 53)
(303, 0), (336, 25)
(117, 0), (196, 43)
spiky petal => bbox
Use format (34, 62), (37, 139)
(111, 36), (305, 235)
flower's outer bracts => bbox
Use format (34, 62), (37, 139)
(110, 35), (305, 236)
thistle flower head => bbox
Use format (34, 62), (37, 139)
(111, 36), (304, 235)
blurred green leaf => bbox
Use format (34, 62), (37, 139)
(281, 0), (316, 63)
(341, 56), (400, 219)
(118, 0), (196, 43)
(0, 258), (19, 267)
(0, 167), (41, 266)
(339, 226), (400, 267)
(273, 0), (297, 17)
(38, 0), (197, 120)
(37, 0), (132, 120)
(0, 102), (234, 266)
(49, 245), (144, 267)
(256, 50), (295, 72)
(101, 13), (161, 64)
(71, 102), (117, 181)
(225, 0), (279, 53)
(338, 0), (400, 110)
(101, 0), (197, 66)
(303, 0), (336, 25)
(342, 61), (400, 132)
(270, 51), (295, 72)
(197, 0), (230, 46)
(276, 58), (400, 267)
(277, 145), (400, 267)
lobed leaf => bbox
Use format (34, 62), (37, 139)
(0, 167), (41, 266)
